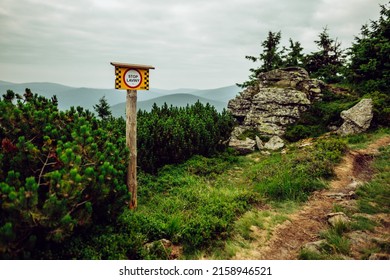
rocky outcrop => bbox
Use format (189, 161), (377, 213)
(228, 67), (324, 151)
(337, 98), (373, 135)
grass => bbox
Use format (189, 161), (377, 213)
(65, 129), (388, 260)
(298, 221), (352, 260)
(204, 203), (295, 259)
(322, 230), (351, 255)
(356, 145), (390, 214)
(350, 216), (377, 232)
(344, 127), (390, 149)
(246, 137), (346, 201)
(300, 132), (390, 260)
(130, 136), (350, 259)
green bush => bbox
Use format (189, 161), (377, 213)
(138, 102), (235, 173)
(251, 137), (347, 201)
(346, 3), (389, 96)
(118, 157), (258, 255)
(285, 89), (359, 142)
(363, 91), (390, 127)
(0, 91), (129, 259)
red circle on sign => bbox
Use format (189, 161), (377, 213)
(123, 69), (142, 89)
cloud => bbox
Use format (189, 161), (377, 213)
(0, 0), (387, 89)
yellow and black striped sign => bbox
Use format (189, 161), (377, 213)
(114, 67), (150, 90)
(111, 62), (154, 91)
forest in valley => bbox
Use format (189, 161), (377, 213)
(0, 4), (389, 259)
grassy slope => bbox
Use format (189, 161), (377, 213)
(299, 130), (390, 260)
(63, 129), (363, 259)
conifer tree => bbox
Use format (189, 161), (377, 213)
(284, 39), (305, 67)
(93, 96), (112, 120)
(347, 2), (389, 94)
(305, 27), (345, 83)
(238, 31), (284, 88)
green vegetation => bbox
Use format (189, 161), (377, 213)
(285, 88), (359, 141)
(305, 27), (345, 83)
(0, 91), (128, 259)
(93, 95), (112, 120)
(299, 138), (390, 260)
(0, 89), (387, 259)
(138, 102), (234, 173)
(356, 145), (390, 215)
(0, 92), (234, 259)
(240, 2), (389, 135)
(96, 135), (348, 259)
(248, 137), (347, 201)
(347, 3), (390, 95)
(1, 3), (389, 260)
(238, 27), (346, 87)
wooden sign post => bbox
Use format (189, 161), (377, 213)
(110, 62), (155, 209)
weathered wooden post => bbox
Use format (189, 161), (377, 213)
(110, 62), (155, 209)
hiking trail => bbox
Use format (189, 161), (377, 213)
(233, 136), (390, 260)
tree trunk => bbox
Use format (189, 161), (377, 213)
(126, 89), (137, 209)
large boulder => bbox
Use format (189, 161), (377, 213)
(227, 67), (324, 152)
(337, 99), (373, 135)
(228, 137), (256, 155)
(264, 136), (285, 150)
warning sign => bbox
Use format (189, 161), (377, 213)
(114, 67), (150, 90)
(124, 69), (142, 88)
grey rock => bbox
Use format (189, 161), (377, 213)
(302, 240), (327, 255)
(228, 67), (323, 145)
(338, 99), (373, 135)
(325, 191), (357, 200)
(229, 137), (256, 155)
(264, 136), (285, 150)
(255, 136), (264, 150)
(327, 212), (350, 227)
(347, 231), (371, 247)
(145, 238), (172, 251)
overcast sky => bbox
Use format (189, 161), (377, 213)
(0, 0), (387, 89)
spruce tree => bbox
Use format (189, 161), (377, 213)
(93, 96), (112, 120)
(305, 27), (345, 83)
(284, 39), (305, 67)
(238, 31), (284, 88)
(347, 2), (389, 94)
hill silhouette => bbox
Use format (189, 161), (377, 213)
(0, 81), (239, 114)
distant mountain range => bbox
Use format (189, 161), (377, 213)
(0, 80), (241, 116)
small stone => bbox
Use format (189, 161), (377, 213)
(325, 193), (347, 200)
(346, 180), (363, 190)
(302, 240), (327, 255)
(368, 253), (390, 260)
(327, 212), (350, 227)
(326, 192), (356, 200)
(348, 191), (357, 199)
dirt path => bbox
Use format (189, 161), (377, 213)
(234, 136), (390, 260)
